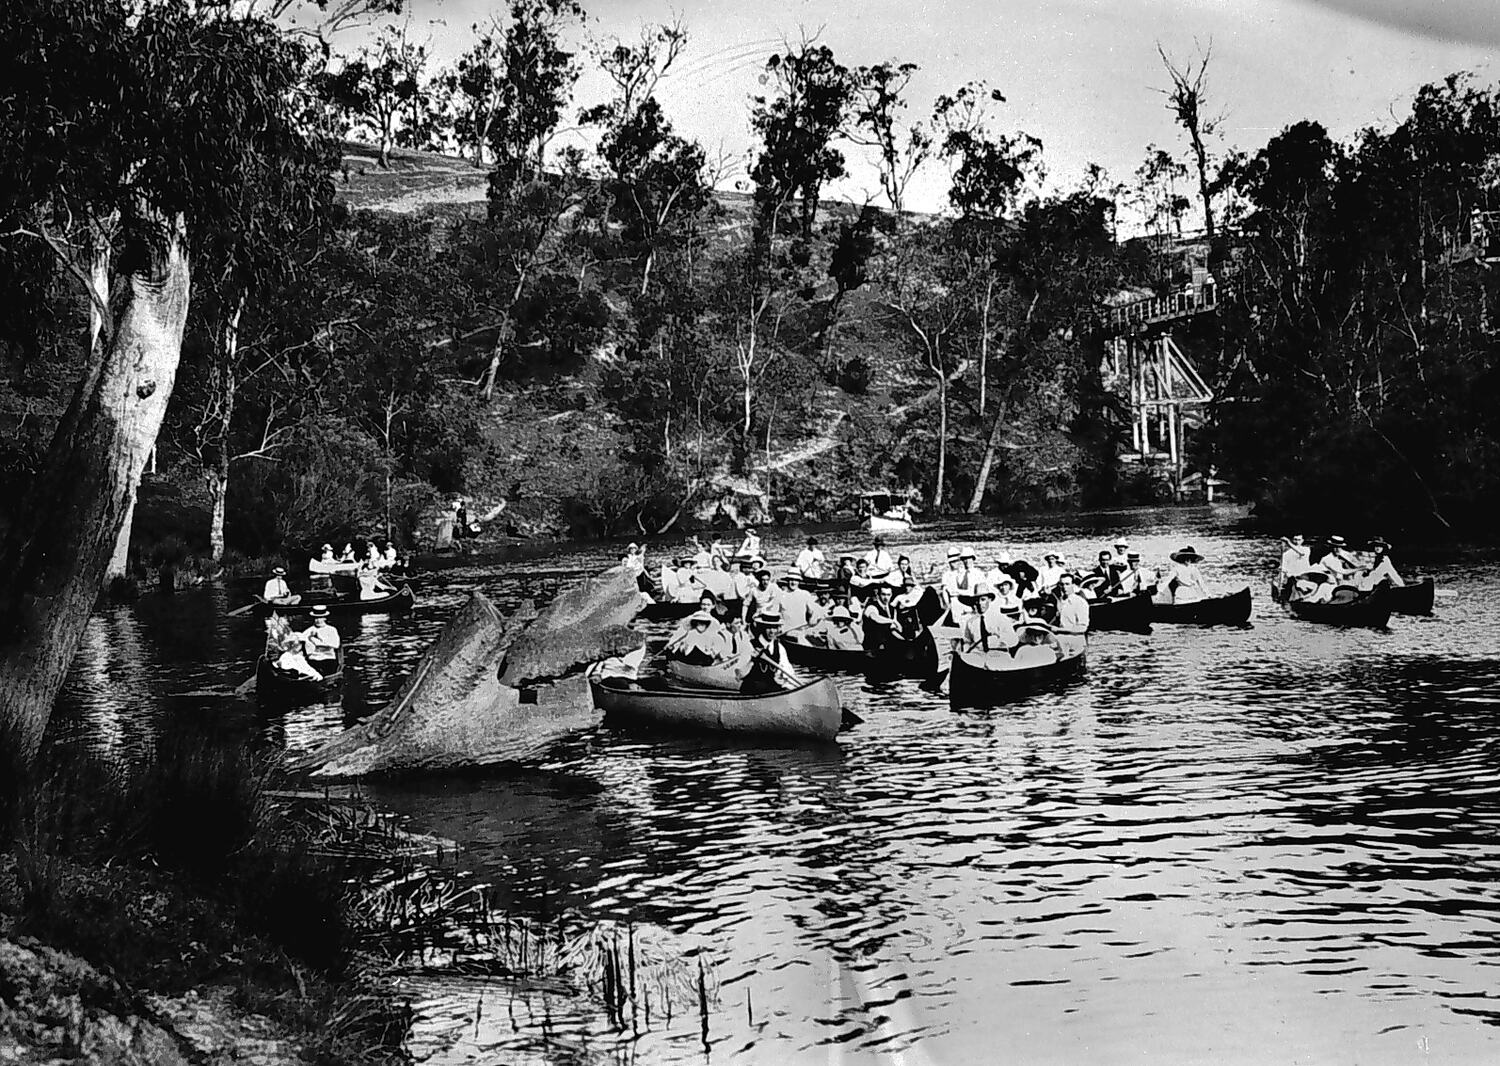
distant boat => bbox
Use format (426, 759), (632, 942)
(858, 490), (914, 533)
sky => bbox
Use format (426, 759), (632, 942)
(358, 0), (1499, 214)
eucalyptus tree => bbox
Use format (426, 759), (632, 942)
(0, 0), (333, 763)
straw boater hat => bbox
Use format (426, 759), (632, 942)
(1170, 546), (1204, 563)
(961, 548), (977, 560)
(782, 569), (802, 583)
(273, 566), (287, 575)
(1328, 535), (1346, 546)
(946, 546), (961, 561)
(754, 608), (781, 626)
(310, 605), (329, 619)
(830, 605), (854, 621)
(1126, 551), (1141, 561)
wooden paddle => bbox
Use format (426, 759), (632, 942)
(226, 599), (264, 618)
(233, 670), (258, 697)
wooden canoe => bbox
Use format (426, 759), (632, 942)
(1085, 591), (1155, 633)
(782, 627), (939, 678)
(591, 675), (842, 741)
(1384, 577), (1435, 616)
(250, 584), (416, 617)
(639, 597), (743, 621)
(308, 558), (359, 575)
(1284, 586), (1393, 627)
(947, 631), (1088, 707)
(1149, 586), (1252, 625)
(256, 647), (343, 703)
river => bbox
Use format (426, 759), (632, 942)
(52, 508), (1500, 1065)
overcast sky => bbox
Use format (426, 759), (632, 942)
(374, 0), (1498, 213)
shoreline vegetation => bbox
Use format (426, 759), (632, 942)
(0, 730), (717, 1064)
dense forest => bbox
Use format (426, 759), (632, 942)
(4, 0), (1500, 581)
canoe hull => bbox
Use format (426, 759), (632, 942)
(256, 650), (343, 704)
(1285, 588), (1393, 627)
(592, 676), (842, 741)
(252, 585), (416, 617)
(1385, 577), (1435, 616)
(1149, 586), (1252, 625)
(639, 598), (742, 621)
(947, 635), (1087, 707)
(782, 629), (938, 678)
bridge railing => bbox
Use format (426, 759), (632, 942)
(1103, 283), (1222, 333)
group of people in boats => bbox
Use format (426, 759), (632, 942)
(262, 540), (402, 607)
(264, 605), (341, 681)
(1277, 533), (1405, 603)
(639, 531), (1225, 692)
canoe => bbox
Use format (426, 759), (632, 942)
(591, 675), (842, 741)
(639, 597), (743, 621)
(1284, 586), (1393, 627)
(1086, 591), (1155, 633)
(947, 630), (1088, 707)
(782, 627), (939, 678)
(250, 585), (416, 617)
(663, 650), (750, 690)
(1384, 577), (1435, 616)
(1149, 586), (1252, 625)
(308, 558), (359, 575)
(864, 513), (913, 533)
(256, 647), (343, 702)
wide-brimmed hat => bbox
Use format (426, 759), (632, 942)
(830, 605), (854, 621)
(309, 605), (329, 618)
(273, 566), (287, 576)
(754, 609), (781, 626)
(946, 546), (961, 560)
(960, 548), (977, 560)
(1170, 546), (1204, 563)
(688, 609), (714, 625)
(995, 574), (1017, 588)
(1368, 535), (1390, 549)
(1044, 552), (1061, 562)
(1113, 538), (1129, 549)
(698, 590), (718, 604)
(994, 551), (1013, 565)
(973, 582), (996, 598)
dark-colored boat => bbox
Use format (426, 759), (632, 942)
(782, 627), (939, 678)
(946, 630), (1088, 707)
(1384, 577), (1435, 616)
(1034, 591), (1153, 634)
(1148, 586), (1252, 625)
(590, 675), (842, 740)
(639, 597), (743, 622)
(250, 585), (416, 617)
(1284, 586), (1392, 627)
(256, 647), (343, 702)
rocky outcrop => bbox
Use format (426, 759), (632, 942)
(289, 565), (645, 778)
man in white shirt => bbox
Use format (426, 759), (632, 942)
(262, 566), (299, 606)
(863, 535), (895, 578)
(1278, 533), (1312, 598)
(794, 536), (826, 580)
(745, 566), (783, 622)
(939, 546), (963, 600)
(1053, 573), (1091, 632)
(960, 583), (1017, 652)
(731, 557), (758, 604)
(779, 570), (819, 629)
(1117, 552), (1154, 595)
(300, 605), (341, 674)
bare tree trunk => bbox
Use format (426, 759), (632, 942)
(978, 277), (994, 416)
(208, 454), (229, 564)
(207, 297), (243, 563)
(967, 397), (1010, 513)
(106, 494), (135, 582)
(933, 372), (948, 511)
(0, 218), (191, 764)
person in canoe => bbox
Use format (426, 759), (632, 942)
(1278, 533), (1313, 598)
(808, 586), (833, 626)
(993, 574), (1028, 620)
(848, 558), (877, 601)
(960, 583), (1018, 652)
(663, 608), (729, 664)
(742, 609), (801, 694)
(779, 569), (819, 630)
(339, 542), (356, 563)
(1358, 536), (1405, 590)
(731, 555), (759, 604)
(299, 604), (341, 675)
(267, 615), (321, 681)
(860, 583), (901, 653)
(356, 560), (397, 601)
(1083, 549), (1121, 599)
(982, 551), (1013, 594)
(1036, 552), (1067, 593)
(315, 543), (339, 568)
(805, 604), (864, 650)
(1317, 535), (1360, 583)
(894, 554), (918, 589)
(1053, 573), (1092, 632)
(863, 535), (895, 580)
(262, 566), (299, 607)
(939, 546), (964, 605)
(795, 536), (826, 580)
(737, 526), (762, 560)
(1117, 552), (1155, 596)
(745, 564), (783, 622)
(1165, 546), (1208, 604)
(380, 541), (400, 569)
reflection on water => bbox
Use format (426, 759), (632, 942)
(51, 509), (1500, 1063)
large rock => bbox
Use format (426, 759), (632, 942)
(290, 565), (644, 778)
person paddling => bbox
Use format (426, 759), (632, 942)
(1278, 533), (1312, 599)
(741, 609), (800, 694)
(795, 536), (826, 580)
(300, 605), (340, 675)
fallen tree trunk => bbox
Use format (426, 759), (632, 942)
(290, 565), (646, 778)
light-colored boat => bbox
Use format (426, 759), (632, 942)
(590, 676), (842, 741)
(309, 557), (360, 575)
(858, 490), (914, 533)
(663, 649), (751, 690)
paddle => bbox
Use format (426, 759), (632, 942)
(226, 599), (263, 618)
(233, 672), (258, 697)
(752, 646), (865, 727)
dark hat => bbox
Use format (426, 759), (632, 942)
(1170, 546), (1204, 563)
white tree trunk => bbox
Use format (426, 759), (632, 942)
(933, 373), (948, 511)
(0, 216), (192, 764)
